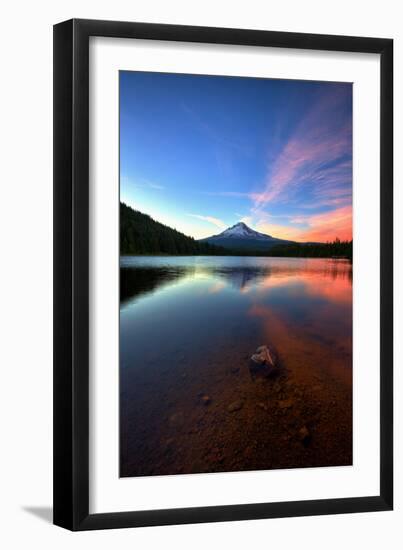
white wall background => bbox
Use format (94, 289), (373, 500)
(0, 1), (400, 548)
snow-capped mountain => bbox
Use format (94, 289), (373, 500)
(216, 222), (273, 240)
(199, 222), (295, 251)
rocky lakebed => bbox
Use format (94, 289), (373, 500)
(120, 337), (352, 477)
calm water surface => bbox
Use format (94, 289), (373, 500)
(120, 256), (352, 477)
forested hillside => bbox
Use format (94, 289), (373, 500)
(120, 202), (224, 255)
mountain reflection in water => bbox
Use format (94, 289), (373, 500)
(120, 255), (352, 304)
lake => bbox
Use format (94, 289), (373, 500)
(120, 256), (352, 477)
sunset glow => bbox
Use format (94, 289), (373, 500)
(120, 73), (352, 243)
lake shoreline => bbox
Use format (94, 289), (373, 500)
(121, 253), (353, 260)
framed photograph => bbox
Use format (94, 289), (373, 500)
(53, 19), (393, 530)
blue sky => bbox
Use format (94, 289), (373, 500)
(120, 71), (352, 242)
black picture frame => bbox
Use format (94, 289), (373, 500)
(53, 18), (393, 531)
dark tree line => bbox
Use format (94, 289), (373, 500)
(120, 202), (224, 256)
(266, 239), (352, 260)
(200, 240), (353, 259)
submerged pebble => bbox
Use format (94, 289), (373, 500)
(227, 400), (244, 413)
(201, 395), (211, 406)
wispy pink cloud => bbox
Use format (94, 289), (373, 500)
(253, 89), (352, 208)
(256, 205), (352, 242)
(300, 205), (352, 242)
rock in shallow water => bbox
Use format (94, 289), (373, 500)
(253, 346), (276, 366)
(249, 345), (279, 379)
